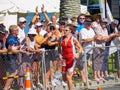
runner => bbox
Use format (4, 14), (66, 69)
(58, 24), (83, 90)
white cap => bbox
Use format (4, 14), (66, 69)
(111, 19), (119, 25)
(19, 17), (26, 22)
(35, 22), (43, 27)
(28, 28), (37, 35)
(101, 18), (108, 23)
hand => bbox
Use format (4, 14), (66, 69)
(19, 50), (26, 53)
(36, 49), (43, 54)
(74, 53), (79, 59)
(36, 6), (39, 14)
(36, 6), (38, 12)
(41, 4), (45, 13)
(115, 32), (120, 37)
(47, 32), (52, 37)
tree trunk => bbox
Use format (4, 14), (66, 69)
(60, 0), (81, 19)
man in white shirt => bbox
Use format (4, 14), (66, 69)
(18, 17), (26, 44)
(78, 18), (95, 83)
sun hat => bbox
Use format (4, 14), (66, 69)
(19, 17), (26, 22)
(111, 19), (119, 25)
(28, 28), (37, 35)
(35, 22), (43, 27)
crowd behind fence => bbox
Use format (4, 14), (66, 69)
(0, 45), (120, 89)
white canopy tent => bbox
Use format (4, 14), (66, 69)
(0, 0), (60, 29)
(0, 0), (87, 30)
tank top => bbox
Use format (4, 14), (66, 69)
(61, 36), (75, 58)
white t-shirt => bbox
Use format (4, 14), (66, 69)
(80, 28), (95, 54)
(39, 29), (47, 36)
(18, 26), (25, 43)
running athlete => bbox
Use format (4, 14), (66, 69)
(58, 24), (83, 90)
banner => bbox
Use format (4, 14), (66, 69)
(99, 0), (105, 20)
(106, 1), (114, 22)
(99, 0), (114, 23)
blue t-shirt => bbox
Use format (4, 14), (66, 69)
(76, 22), (84, 32)
(6, 34), (20, 48)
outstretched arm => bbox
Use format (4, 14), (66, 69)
(41, 4), (50, 25)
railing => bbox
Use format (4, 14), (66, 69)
(0, 46), (120, 90)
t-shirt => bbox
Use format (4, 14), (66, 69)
(17, 26), (25, 43)
(80, 28), (95, 54)
(6, 34), (20, 49)
(35, 34), (44, 45)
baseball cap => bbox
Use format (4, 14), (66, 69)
(19, 17), (26, 23)
(28, 28), (37, 35)
(101, 18), (108, 23)
(85, 18), (92, 23)
(111, 19), (119, 25)
(35, 22), (43, 27)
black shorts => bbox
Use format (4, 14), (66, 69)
(32, 53), (42, 62)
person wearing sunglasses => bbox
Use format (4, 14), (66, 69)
(18, 17), (26, 44)
(58, 24), (83, 90)
(76, 14), (85, 41)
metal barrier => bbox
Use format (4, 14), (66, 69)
(0, 46), (120, 90)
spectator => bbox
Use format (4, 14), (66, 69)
(4, 25), (24, 90)
(18, 17), (26, 44)
(93, 19), (108, 81)
(0, 27), (8, 85)
(29, 5), (50, 29)
(78, 18), (95, 83)
(71, 22), (78, 38)
(102, 19), (120, 80)
(76, 14), (85, 41)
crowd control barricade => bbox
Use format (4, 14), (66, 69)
(0, 47), (120, 90)
(79, 45), (120, 89)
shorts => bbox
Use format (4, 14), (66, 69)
(32, 53), (42, 62)
(62, 57), (76, 73)
(77, 52), (91, 70)
(45, 49), (59, 61)
(5, 53), (19, 73)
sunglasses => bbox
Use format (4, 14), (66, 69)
(64, 30), (69, 32)
(50, 26), (56, 30)
(79, 18), (85, 20)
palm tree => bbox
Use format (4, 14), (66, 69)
(59, 0), (81, 19)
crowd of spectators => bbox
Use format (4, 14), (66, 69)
(0, 5), (120, 90)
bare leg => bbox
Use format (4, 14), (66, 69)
(66, 71), (73, 90)
(4, 70), (18, 90)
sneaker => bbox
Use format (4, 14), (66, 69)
(54, 79), (61, 85)
(62, 81), (67, 87)
(94, 78), (100, 82)
(32, 84), (36, 89)
(54, 71), (62, 79)
(107, 76), (114, 80)
(37, 83), (43, 89)
(51, 80), (57, 87)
